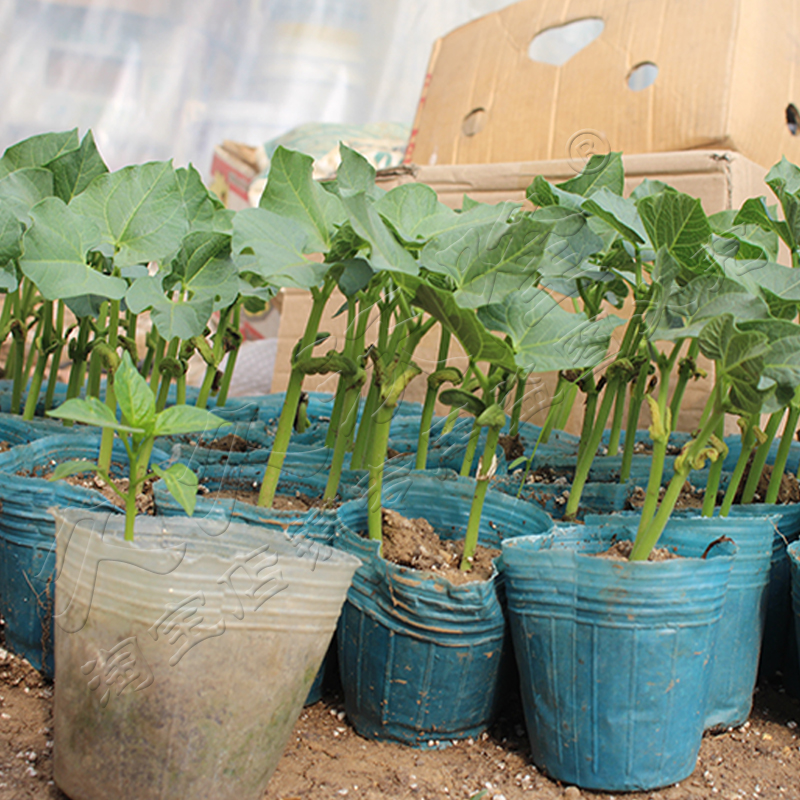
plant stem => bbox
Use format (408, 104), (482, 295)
(44, 302), (65, 413)
(149, 333), (166, 393)
(197, 305), (231, 410)
(766, 404), (800, 504)
(701, 417), (726, 516)
(460, 424), (501, 570)
(556, 380), (578, 431)
(460, 420), (481, 477)
(98, 299), (121, 473)
(325, 297), (357, 449)
(605, 380), (627, 456)
(415, 326), (451, 469)
(509, 373), (525, 437)
(214, 307), (241, 408)
(540, 374), (566, 444)
(564, 376), (614, 520)
(366, 403), (394, 543)
(66, 317), (92, 403)
(259, 281), (333, 507)
(740, 409), (783, 504)
(576, 374), (598, 463)
(155, 338), (179, 412)
(324, 382), (361, 500)
(86, 302), (109, 399)
(719, 418), (757, 516)
(620, 365), (650, 483)
(668, 339), (700, 427)
(125, 437), (155, 542)
(350, 378), (378, 467)
(631, 388), (721, 560)
(22, 301), (52, 420)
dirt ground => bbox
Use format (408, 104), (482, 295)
(1, 644), (799, 800)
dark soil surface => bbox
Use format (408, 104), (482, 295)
(499, 433), (525, 462)
(197, 433), (256, 452)
(0, 642), (798, 800)
(209, 488), (338, 512)
(524, 467), (572, 485)
(734, 462), (800, 505)
(594, 539), (680, 562)
(379, 508), (499, 584)
(628, 481), (706, 511)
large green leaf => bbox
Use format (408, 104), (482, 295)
(654, 274), (770, 341)
(0, 206), (23, 268)
(556, 152), (624, 197)
(709, 209), (779, 261)
(45, 130), (108, 204)
(19, 198), (127, 301)
(374, 182), (457, 243)
(258, 146), (345, 252)
(534, 207), (606, 281)
(166, 231), (239, 310)
(0, 168), (55, 225)
(151, 462), (198, 516)
(232, 207), (328, 289)
(400, 277), (516, 370)
(636, 187), (712, 269)
(698, 314), (771, 414)
(525, 175), (584, 210)
(46, 396), (144, 433)
(766, 157), (800, 197)
(719, 258), (800, 312)
(582, 188), (648, 245)
(478, 290), (621, 373)
(153, 405), (230, 437)
(762, 335), (800, 407)
(420, 213), (552, 308)
(336, 144), (381, 198)
(70, 161), (189, 267)
(114, 351), (156, 432)
(176, 164), (234, 234)
(0, 129), (79, 174)
(126, 274), (214, 341)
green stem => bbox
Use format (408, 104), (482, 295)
(325, 297), (357, 449)
(668, 339), (700, 428)
(509, 373), (526, 437)
(606, 380), (627, 456)
(740, 410), (783, 504)
(415, 326), (451, 470)
(460, 420), (481, 477)
(155, 338), (179, 412)
(564, 377), (618, 520)
(22, 301), (53, 420)
(766, 404), (800, 504)
(125, 437), (155, 542)
(576, 375), (598, 463)
(98, 299), (120, 473)
(540, 374), (567, 444)
(10, 322), (25, 416)
(258, 282), (333, 507)
(324, 383), (361, 500)
(631, 388), (722, 560)
(460, 424), (501, 570)
(86, 302), (109, 399)
(367, 404), (394, 543)
(22, 310), (43, 391)
(620, 365), (650, 483)
(719, 418), (758, 516)
(66, 317), (92, 402)
(149, 333), (166, 393)
(701, 417), (726, 516)
(556, 381), (578, 432)
(216, 301), (242, 405)
(197, 306), (231, 410)
(44, 302), (65, 413)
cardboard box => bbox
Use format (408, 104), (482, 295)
(405, 0), (800, 170)
(208, 141), (261, 211)
(272, 149), (769, 435)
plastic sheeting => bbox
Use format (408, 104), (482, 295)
(0, 0), (513, 172)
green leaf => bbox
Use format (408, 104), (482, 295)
(336, 144), (378, 198)
(49, 460), (100, 481)
(766, 157), (800, 197)
(582, 188), (648, 245)
(176, 164), (234, 233)
(534, 207), (606, 281)
(420, 213), (552, 308)
(719, 258), (800, 309)
(636, 187), (712, 269)
(0, 129), (79, 173)
(153, 405), (231, 437)
(556, 152), (624, 197)
(698, 314), (771, 415)
(47, 396), (145, 433)
(19, 198), (128, 301)
(232, 207), (328, 289)
(374, 182), (457, 243)
(258, 146), (346, 252)
(655, 274), (770, 341)
(438, 388), (486, 418)
(478, 290), (620, 373)
(70, 161), (189, 267)
(151, 462), (198, 516)
(400, 277), (517, 371)
(476, 403), (507, 428)
(762, 335), (800, 407)
(338, 190), (418, 275)
(630, 179), (669, 200)
(45, 130), (108, 203)
(167, 231), (239, 310)
(126, 274), (214, 341)
(526, 175), (560, 207)
(0, 205), (23, 268)
(0, 168), (55, 225)
(114, 351), (156, 432)
(337, 258), (374, 297)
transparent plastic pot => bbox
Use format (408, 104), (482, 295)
(50, 508), (360, 800)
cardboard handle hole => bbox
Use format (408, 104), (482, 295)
(627, 62), (659, 91)
(528, 18), (604, 66)
(787, 104), (799, 135)
(462, 108), (487, 137)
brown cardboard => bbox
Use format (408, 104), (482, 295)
(208, 142), (260, 211)
(405, 0), (800, 170)
(273, 149), (770, 436)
